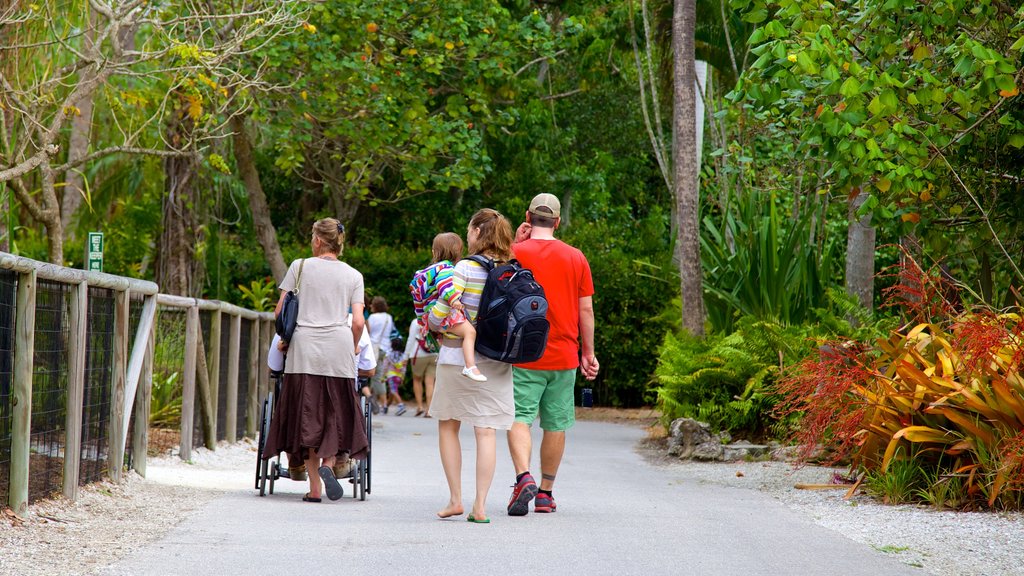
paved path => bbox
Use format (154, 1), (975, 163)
(101, 415), (920, 576)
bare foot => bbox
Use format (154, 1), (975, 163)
(437, 502), (464, 518)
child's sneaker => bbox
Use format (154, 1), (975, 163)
(462, 366), (487, 382)
(534, 492), (556, 513)
(395, 403), (407, 416)
(507, 473), (538, 516)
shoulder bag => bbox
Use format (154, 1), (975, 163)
(275, 259), (306, 344)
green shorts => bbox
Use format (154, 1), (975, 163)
(512, 367), (577, 431)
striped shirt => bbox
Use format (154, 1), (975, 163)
(410, 260), (458, 320)
(436, 258), (489, 366)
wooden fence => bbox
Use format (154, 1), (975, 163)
(0, 252), (274, 515)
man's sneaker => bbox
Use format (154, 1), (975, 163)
(370, 397), (380, 415)
(507, 473), (538, 516)
(534, 492), (557, 513)
(382, 404), (389, 415)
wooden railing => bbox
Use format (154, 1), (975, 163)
(0, 251), (274, 514)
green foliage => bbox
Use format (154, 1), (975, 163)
(732, 0), (1024, 299)
(561, 210), (676, 407)
(150, 372), (183, 428)
(702, 189), (841, 331)
(653, 316), (815, 436)
(866, 456), (925, 506)
(250, 0), (569, 202)
(917, 468), (966, 511)
(237, 279), (278, 312)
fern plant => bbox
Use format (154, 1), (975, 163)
(653, 316), (814, 438)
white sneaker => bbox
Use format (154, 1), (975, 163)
(462, 366), (487, 382)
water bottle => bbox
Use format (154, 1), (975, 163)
(581, 388), (593, 408)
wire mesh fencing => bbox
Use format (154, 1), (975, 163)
(29, 280), (70, 503)
(217, 323), (230, 442)
(237, 318), (252, 440)
(0, 270), (16, 504)
(79, 287), (114, 486)
(194, 309), (212, 448)
(151, 307), (187, 455)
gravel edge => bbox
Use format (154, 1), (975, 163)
(638, 441), (1024, 576)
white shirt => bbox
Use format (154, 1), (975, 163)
(367, 312), (394, 354)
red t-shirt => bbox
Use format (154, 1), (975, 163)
(512, 238), (594, 371)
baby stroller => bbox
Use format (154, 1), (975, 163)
(255, 337), (372, 500)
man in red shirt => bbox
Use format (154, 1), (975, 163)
(506, 193), (598, 516)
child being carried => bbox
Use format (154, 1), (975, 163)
(410, 232), (487, 382)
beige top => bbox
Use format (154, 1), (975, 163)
(279, 257), (364, 378)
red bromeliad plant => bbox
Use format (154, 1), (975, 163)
(775, 253), (1024, 509)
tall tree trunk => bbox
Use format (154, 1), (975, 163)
(230, 115), (286, 282)
(0, 187), (7, 252)
(672, 0), (705, 337)
(845, 188), (875, 315)
(40, 164), (64, 263)
(61, 18), (98, 235)
(980, 250), (993, 304)
(157, 100), (199, 296)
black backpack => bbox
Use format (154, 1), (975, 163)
(466, 255), (550, 364)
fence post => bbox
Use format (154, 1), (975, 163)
(247, 318), (259, 438)
(63, 281), (88, 500)
(207, 310), (222, 441)
(132, 303), (155, 477)
(225, 313), (240, 443)
(9, 269), (36, 514)
(108, 289), (129, 482)
(180, 305), (198, 461)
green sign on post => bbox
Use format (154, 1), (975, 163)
(86, 232), (104, 272)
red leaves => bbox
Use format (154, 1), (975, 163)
(773, 342), (874, 465)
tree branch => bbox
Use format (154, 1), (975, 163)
(52, 146), (195, 173)
(539, 88), (583, 101)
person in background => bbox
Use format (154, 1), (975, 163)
(382, 334), (408, 416)
(333, 312), (376, 479)
(404, 317), (437, 417)
(263, 218), (368, 503)
(367, 296), (395, 414)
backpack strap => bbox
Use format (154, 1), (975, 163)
(466, 254), (494, 271)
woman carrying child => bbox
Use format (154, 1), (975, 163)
(423, 210), (516, 523)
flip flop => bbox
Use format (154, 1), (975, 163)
(318, 466), (344, 501)
(302, 493), (321, 503)
(466, 514), (490, 524)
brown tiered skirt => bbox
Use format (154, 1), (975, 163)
(263, 374), (368, 461)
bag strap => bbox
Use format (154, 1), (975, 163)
(294, 259), (306, 294)
(466, 254), (494, 271)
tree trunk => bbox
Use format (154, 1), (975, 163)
(61, 20), (98, 234)
(40, 164), (64, 264)
(157, 100), (199, 296)
(0, 184), (8, 252)
(230, 115), (286, 283)
(980, 250), (993, 304)
(845, 188), (875, 315)
(672, 0), (704, 337)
